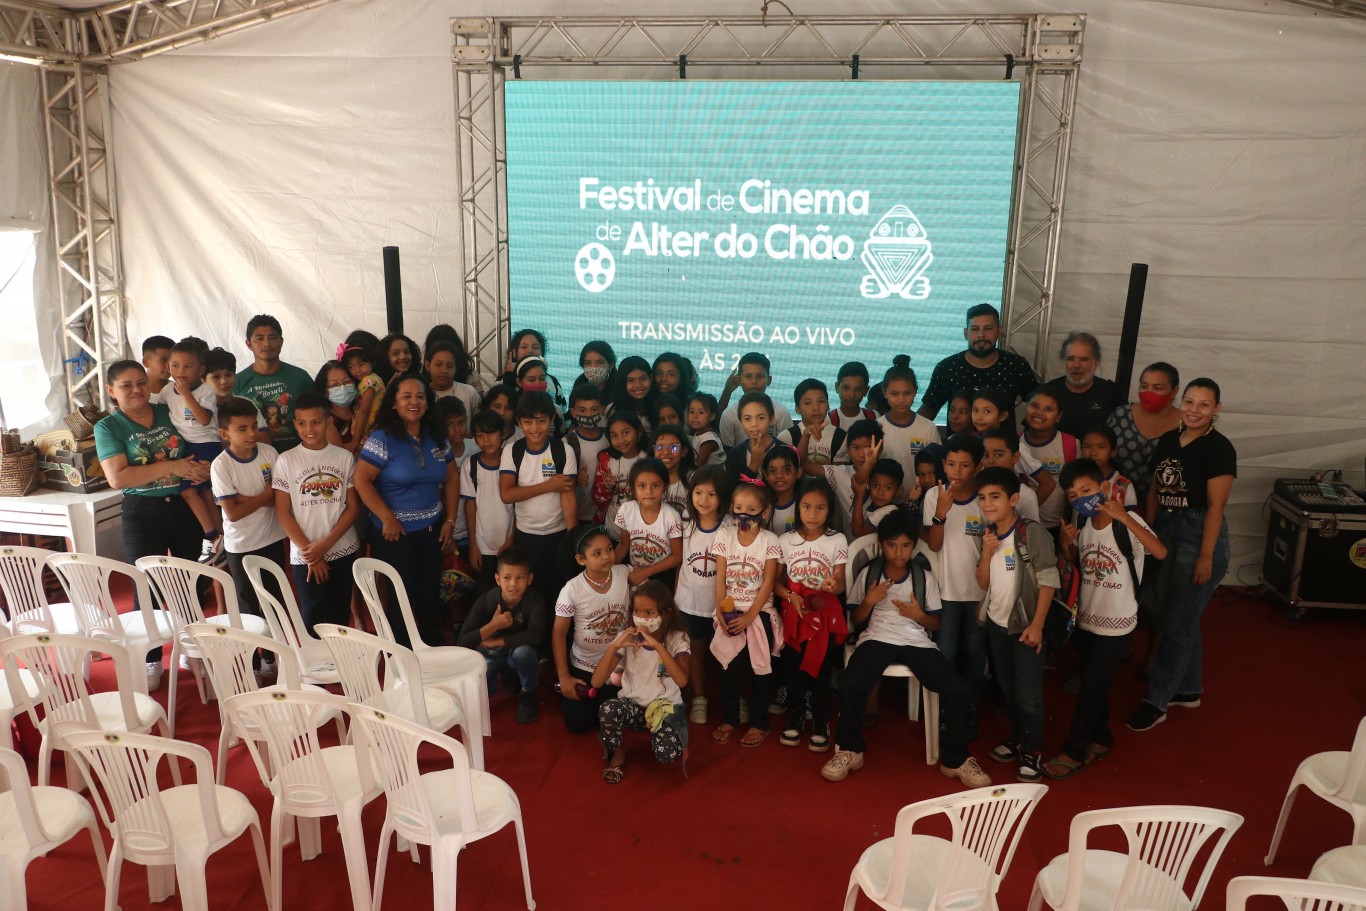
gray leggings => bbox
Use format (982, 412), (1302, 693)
(598, 698), (685, 764)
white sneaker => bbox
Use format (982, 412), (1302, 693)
(146, 661), (165, 691)
(688, 696), (707, 724)
(178, 654), (192, 671)
(820, 748), (864, 782)
(941, 757), (993, 789)
(198, 539), (216, 563)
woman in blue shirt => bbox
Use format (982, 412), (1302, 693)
(352, 373), (460, 647)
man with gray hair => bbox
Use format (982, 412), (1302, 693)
(1046, 331), (1121, 438)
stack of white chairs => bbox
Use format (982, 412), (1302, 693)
(0, 546), (82, 637)
(66, 729), (270, 911)
(137, 555), (274, 735)
(0, 745), (106, 911)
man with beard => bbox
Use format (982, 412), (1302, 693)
(1044, 331), (1121, 438)
(917, 304), (1039, 420)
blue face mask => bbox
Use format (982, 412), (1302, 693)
(1070, 492), (1105, 518)
(731, 512), (761, 531)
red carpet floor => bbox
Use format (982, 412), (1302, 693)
(14, 587), (1366, 910)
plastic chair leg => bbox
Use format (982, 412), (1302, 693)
(36, 737), (52, 787)
(147, 862), (176, 903)
(247, 820), (273, 911)
(167, 642), (182, 736)
(2, 854), (31, 911)
(336, 808), (372, 911)
(842, 875), (861, 911)
(513, 816), (535, 910)
(924, 689), (940, 766)
(298, 817), (321, 861)
(215, 726), (231, 786)
(176, 856), (209, 911)
(85, 818), (109, 882)
(102, 842), (124, 911)
(154, 719), (183, 786)
(908, 676), (921, 722)
(1026, 881), (1046, 911)
(371, 823), (394, 911)
(1264, 780), (1301, 865)
(269, 804), (287, 911)
(431, 843), (460, 911)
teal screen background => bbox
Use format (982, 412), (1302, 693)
(504, 80), (1021, 405)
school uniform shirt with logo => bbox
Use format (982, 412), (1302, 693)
(985, 524), (1022, 627)
(157, 383), (221, 444)
(676, 520), (723, 618)
(781, 422), (840, 465)
(878, 413), (942, 488)
(234, 362), (315, 451)
(568, 429), (611, 523)
(271, 443), (360, 564)
(719, 400), (793, 449)
(615, 501), (683, 570)
(615, 629), (691, 706)
(92, 406), (186, 496)
(710, 525), (781, 613)
(210, 444), (285, 553)
(769, 497), (798, 536)
(1020, 431), (1077, 527)
(779, 530), (848, 590)
(555, 565), (631, 672)
(460, 455), (513, 555)
(920, 486), (987, 601)
(1152, 429), (1237, 511)
(1077, 516), (1151, 636)
(500, 439), (578, 535)
(848, 562), (942, 648)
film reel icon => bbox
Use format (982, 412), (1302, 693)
(575, 242), (615, 293)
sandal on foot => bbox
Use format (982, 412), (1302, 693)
(1042, 754), (1086, 780)
(712, 723), (736, 744)
(1084, 743), (1111, 764)
(602, 765), (624, 784)
(740, 727), (769, 748)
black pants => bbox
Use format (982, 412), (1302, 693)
(561, 665), (619, 734)
(785, 634), (838, 733)
(121, 494), (201, 661)
(291, 553), (357, 636)
(1061, 629), (1131, 762)
(834, 639), (973, 768)
(369, 524), (444, 648)
(516, 528), (569, 647)
(225, 539), (288, 621)
(721, 614), (775, 730)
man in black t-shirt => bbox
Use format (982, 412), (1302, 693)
(918, 304), (1038, 420)
(1044, 331), (1121, 438)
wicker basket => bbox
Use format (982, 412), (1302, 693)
(0, 430), (19, 455)
(0, 444), (38, 496)
(63, 403), (108, 441)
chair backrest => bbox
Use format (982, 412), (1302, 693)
(65, 730), (226, 854)
(847, 533), (880, 588)
(224, 689), (355, 814)
(0, 546), (63, 633)
(185, 622), (300, 703)
(241, 555), (306, 650)
(1059, 805), (1244, 911)
(885, 783), (1047, 910)
(0, 633), (141, 736)
(0, 745), (52, 846)
(351, 704), (476, 845)
(1337, 715), (1366, 803)
(137, 556), (243, 638)
(1227, 875), (1366, 911)
(352, 557), (424, 647)
(47, 553), (155, 641)
(315, 624), (430, 727)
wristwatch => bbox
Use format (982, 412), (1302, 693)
(932, 515), (947, 526)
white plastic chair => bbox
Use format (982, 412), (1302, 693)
(842, 534), (938, 764)
(353, 558), (490, 737)
(1312, 845), (1366, 890)
(0, 633), (178, 788)
(316, 624), (478, 769)
(1228, 875), (1366, 911)
(46, 553), (175, 694)
(1267, 715), (1366, 865)
(351, 705), (535, 911)
(66, 729), (271, 911)
(136, 556), (274, 736)
(0, 746), (107, 911)
(844, 783), (1047, 911)
(184, 623), (344, 784)
(0, 546), (81, 636)
(0, 635), (42, 754)
(1028, 805), (1243, 911)
(242, 555), (340, 686)
(225, 689), (379, 911)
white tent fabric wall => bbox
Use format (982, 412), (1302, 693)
(102, 0), (1366, 581)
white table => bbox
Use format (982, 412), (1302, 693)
(0, 487), (125, 559)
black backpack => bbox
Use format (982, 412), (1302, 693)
(846, 552), (931, 644)
(469, 437), (568, 492)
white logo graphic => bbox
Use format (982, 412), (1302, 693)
(860, 205), (933, 300)
(575, 242), (615, 293)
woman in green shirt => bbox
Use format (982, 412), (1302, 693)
(94, 359), (213, 690)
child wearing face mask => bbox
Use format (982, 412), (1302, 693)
(593, 581), (692, 783)
(614, 459), (684, 589)
(314, 360), (358, 451)
(566, 382), (610, 524)
(339, 344), (385, 447)
(710, 479), (782, 748)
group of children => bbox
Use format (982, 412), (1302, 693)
(124, 317), (1167, 792)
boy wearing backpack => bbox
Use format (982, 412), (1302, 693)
(819, 511), (992, 790)
(499, 391), (578, 611)
(463, 409), (515, 595)
(1045, 458), (1167, 779)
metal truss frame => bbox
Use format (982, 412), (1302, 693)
(452, 14), (1085, 379)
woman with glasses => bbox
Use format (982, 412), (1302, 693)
(352, 374), (461, 647)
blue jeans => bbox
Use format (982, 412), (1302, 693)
(483, 644), (539, 693)
(1146, 508), (1230, 710)
(986, 621), (1046, 754)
